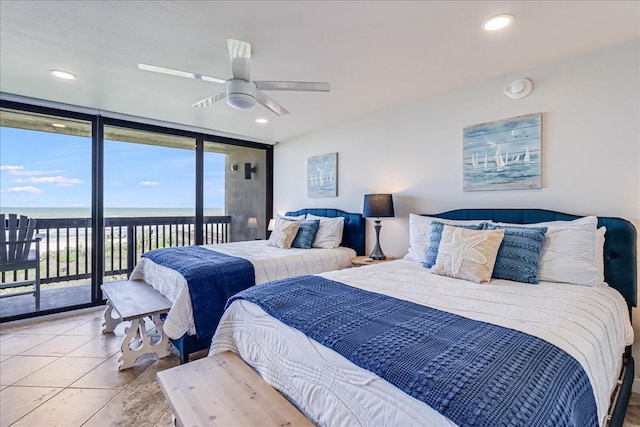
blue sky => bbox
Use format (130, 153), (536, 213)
(0, 127), (225, 209)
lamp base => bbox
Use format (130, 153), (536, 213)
(369, 220), (386, 260)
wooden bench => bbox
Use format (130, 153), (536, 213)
(101, 279), (173, 370)
(157, 351), (314, 427)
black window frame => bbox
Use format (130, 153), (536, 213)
(0, 98), (274, 322)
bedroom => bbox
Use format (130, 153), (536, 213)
(1, 1), (639, 426)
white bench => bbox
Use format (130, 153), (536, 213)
(157, 351), (313, 427)
(101, 280), (173, 370)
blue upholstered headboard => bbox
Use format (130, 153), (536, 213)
(285, 208), (366, 256)
(426, 209), (638, 308)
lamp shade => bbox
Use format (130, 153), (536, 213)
(363, 194), (395, 218)
(247, 217), (258, 229)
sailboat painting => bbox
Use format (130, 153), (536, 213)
(307, 152), (338, 197)
(463, 113), (542, 191)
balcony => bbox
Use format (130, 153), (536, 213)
(0, 215), (231, 320)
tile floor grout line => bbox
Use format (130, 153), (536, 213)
(1, 355), (62, 387)
(8, 385), (67, 426)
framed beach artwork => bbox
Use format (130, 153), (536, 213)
(307, 152), (337, 197)
(463, 113), (542, 191)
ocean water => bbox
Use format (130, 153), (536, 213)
(1, 207), (224, 219)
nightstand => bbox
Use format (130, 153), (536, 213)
(351, 256), (396, 266)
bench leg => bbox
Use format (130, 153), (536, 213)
(118, 314), (171, 370)
(102, 300), (122, 334)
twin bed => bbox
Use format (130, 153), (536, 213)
(129, 208), (365, 362)
(209, 209), (637, 427)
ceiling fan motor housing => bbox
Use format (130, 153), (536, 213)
(226, 79), (256, 110)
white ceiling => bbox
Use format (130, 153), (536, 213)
(1, 1), (638, 144)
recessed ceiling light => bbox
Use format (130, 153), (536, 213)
(51, 123), (66, 128)
(49, 70), (77, 80)
(482, 14), (513, 31)
(255, 118), (268, 124)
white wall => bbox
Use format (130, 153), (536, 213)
(274, 40), (640, 383)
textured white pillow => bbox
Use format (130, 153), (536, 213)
(496, 216), (601, 286)
(404, 214), (490, 262)
(306, 214), (345, 249)
(431, 225), (505, 284)
(266, 219), (300, 249)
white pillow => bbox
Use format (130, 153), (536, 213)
(266, 218), (301, 249)
(495, 216), (601, 286)
(306, 214), (345, 249)
(404, 214), (489, 262)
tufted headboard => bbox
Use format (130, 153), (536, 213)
(285, 208), (366, 256)
(426, 209), (637, 308)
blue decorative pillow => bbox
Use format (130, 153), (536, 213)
(291, 220), (321, 249)
(423, 221), (484, 268)
(484, 224), (548, 284)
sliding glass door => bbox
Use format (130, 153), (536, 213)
(205, 141), (268, 242)
(0, 108), (93, 318)
(102, 126), (196, 283)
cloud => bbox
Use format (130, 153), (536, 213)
(13, 176), (84, 187)
(2, 166), (64, 176)
(140, 181), (160, 186)
(6, 186), (43, 194)
(1, 165), (24, 171)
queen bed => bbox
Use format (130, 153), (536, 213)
(210, 209), (637, 427)
(129, 208), (365, 363)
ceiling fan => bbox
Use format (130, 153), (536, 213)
(138, 39), (330, 116)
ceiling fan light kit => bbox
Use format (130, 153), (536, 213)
(226, 79), (256, 110)
(139, 38), (330, 116)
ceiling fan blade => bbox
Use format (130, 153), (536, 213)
(138, 63), (226, 84)
(254, 81), (330, 92)
(255, 90), (289, 116)
(227, 39), (251, 82)
(192, 90), (227, 108)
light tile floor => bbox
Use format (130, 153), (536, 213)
(0, 307), (207, 427)
(1, 307), (639, 426)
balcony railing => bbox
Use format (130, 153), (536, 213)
(1, 215), (231, 286)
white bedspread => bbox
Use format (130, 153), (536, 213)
(211, 260), (633, 427)
(130, 240), (355, 339)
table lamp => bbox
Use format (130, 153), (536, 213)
(246, 217), (258, 240)
(362, 193), (395, 260)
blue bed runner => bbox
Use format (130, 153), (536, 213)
(143, 246), (255, 339)
(228, 275), (597, 427)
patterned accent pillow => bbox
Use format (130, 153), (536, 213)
(266, 219), (301, 249)
(423, 221), (485, 268)
(494, 216), (600, 286)
(484, 224), (547, 284)
(291, 220), (321, 249)
(431, 225), (505, 284)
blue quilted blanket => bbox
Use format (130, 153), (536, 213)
(228, 275), (598, 427)
(143, 246), (255, 339)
